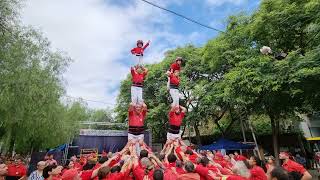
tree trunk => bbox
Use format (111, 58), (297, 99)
(193, 123), (202, 147)
(215, 121), (225, 137)
(270, 114), (280, 165)
(8, 132), (15, 155)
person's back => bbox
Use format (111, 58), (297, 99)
(177, 161), (200, 180)
(270, 167), (289, 180)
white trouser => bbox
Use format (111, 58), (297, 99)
(128, 133), (144, 141)
(169, 88), (180, 106)
(137, 56), (143, 65)
(167, 132), (181, 140)
(128, 133), (144, 156)
(131, 86), (143, 105)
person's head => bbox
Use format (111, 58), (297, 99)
(279, 152), (290, 160)
(140, 150), (149, 159)
(224, 155), (231, 162)
(175, 57), (183, 65)
(70, 156), (77, 162)
(234, 152), (239, 156)
(232, 161), (251, 179)
(97, 166), (110, 180)
(14, 158), (23, 166)
(267, 156), (275, 165)
(82, 162), (96, 171)
(98, 156), (108, 164)
(288, 171), (303, 180)
(249, 156), (262, 167)
(136, 66), (145, 74)
(195, 157), (202, 164)
(201, 157), (210, 167)
(110, 166), (121, 173)
(43, 165), (62, 178)
(173, 105), (181, 114)
(167, 153), (177, 163)
(65, 160), (74, 169)
(173, 70), (179, 76)
(0, 163), (8, 176)
(141, 157), (154, 175)
(137, 40), (143, 48)
(176, 160), (183, 168)
(153, 169), (164, 180)
(140, 157), (152, 168)
(270, 167), (289, 180)
(184, 161), (195, 173)
(37, 161), (47, 171)
(48, 154), (54, 160)
(158, 153), (165, 162)
(185, 149), (193, 156)
(135, 104), (144, 114)
(61, 169), (80, 180)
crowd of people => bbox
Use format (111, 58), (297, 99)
(0, 43), (316, 180)
(0, 140), (315, 180)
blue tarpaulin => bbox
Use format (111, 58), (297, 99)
(200, 138), (255, 150)
(48, 144), (67, 153)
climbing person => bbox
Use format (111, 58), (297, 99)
(130, 66), (148, 106)
(166, 69), (180, 107)
(167, 105), (187, 141)
(131, 40), (150, 65)
(167, 57), (183, 91)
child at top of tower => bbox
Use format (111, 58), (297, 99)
(131, 40), (150, 66)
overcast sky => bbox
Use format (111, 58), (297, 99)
(21, 0), (260, 109)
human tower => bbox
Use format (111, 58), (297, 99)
(128, 40), (187, 148)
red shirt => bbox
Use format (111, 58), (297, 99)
(196, 165), (214, 180)
(282, 159), (306, 174)
(128, 108), (147, 127)
(131, 42), (150, 55)
(106, 169), (130, 180)
(80, 170), (93, 180)
(164, 169), (178, 179)
(249, 166), (267, 180)
(74, 162), (83, 171)
(169, 73), (180, 86)
(188, 154), (199, 164)
(169, 111), (185, 126)
(165, 162), (176, 168)
(133, 165), (154, 180)
(170, 62), (181, 72)
(131, 68), (147, 84)
(7, 164), (27, 177)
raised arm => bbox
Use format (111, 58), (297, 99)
(120, 159), (133, 173)
(128, 102), (135, 112)
(149, 153), (164, 169)
(180, 106), (187, 113)
(301, 171), (312, 180)
(142, 102), (147, 110)
(142, 40), (150, 50)
(91, 154), (119, 178)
